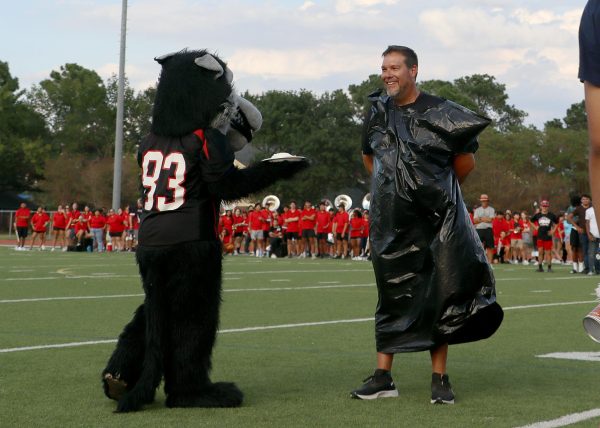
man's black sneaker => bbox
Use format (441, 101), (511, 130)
(351, 369), (398, 400)
(547, 266), (553, 273)
(536, 265), (544, 272)
(431, 373), (454, 404)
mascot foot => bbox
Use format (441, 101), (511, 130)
(102, 373), (128, 401)
(166, 382), (244, 408)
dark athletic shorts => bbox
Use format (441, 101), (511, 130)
(336, 233), (348, 241)
(54, 227), (65, 231)
(109, 231), (122, 238)
(570, 228), (581, 249)
(476, 228), (494, 249)
(317, 232), (328, 240)
(286, 232), (299, 240)
(233, 232), (244, 238)
(17, 227), (28, 238)
(302, 229), (315, 238)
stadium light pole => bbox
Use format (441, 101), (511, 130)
(112, 0), (128, 210)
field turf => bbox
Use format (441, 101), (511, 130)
(1, 246), (600, 427)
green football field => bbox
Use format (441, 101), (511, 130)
(1, 246), (600, 427)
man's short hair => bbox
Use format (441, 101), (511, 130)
(382, 45), (418, 69)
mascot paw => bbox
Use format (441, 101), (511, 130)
(267, 158), (310, 179)
(166, 382), (244, 408)
(103, 373), (128, 401)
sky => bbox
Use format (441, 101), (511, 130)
(1, 0), (587, 128)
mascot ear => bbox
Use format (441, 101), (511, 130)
(154, 51), (178, 64)
(194, 54), (225, 79)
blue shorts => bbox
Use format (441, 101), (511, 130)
(579, 0), (600, 86)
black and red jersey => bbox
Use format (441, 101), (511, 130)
(137, 128), (234, 246)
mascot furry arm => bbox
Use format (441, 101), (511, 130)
(101, 49), (308, 413)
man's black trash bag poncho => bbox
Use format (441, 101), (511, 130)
(364, 91), (503, 353)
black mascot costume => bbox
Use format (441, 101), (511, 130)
(101, 49), (308, 412)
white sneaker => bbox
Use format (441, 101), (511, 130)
(40, 245), (46, 251)
(522, 260), (529, 266)
(311, 254), (317, 259)
(51, 247), (55, 252)
(270, 254), (277, 258)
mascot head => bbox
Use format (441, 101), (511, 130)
(151, 49), (261, 151)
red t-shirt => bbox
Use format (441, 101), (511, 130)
(81, 211), (92, 223)
(316, 210), (330, 233)
(128, 212), (139, 230)
(15, 208), (31, 227)
(362, 218), (369, 238)
(32, 212), (50, 232)
(67, 211), (80, 229)
(334, 211), (349, 234)
(107, 214), (125, 233)
(301, 208), (316, 230)
(350, 217), (363, 238)
(232, 215), (245, 234)
(510, 219), (523, 240)
(554, 221), (564, 239)
(248, 211), (263, 231)
(89, 215), (107, 229)
(52, 212), (67, 229)
(74, 221), (88, 234)
(261, 209), (272, 232)
(286, 209), (300, 233)
(221, 215), (233, 233)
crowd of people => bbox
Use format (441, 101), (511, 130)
(13, 201), (142, 252)
(11, 193), (600, 272)
(472, 193), (600, 275)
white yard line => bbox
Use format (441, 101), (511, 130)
(514, 408), (600, 428)
(0, 299), (596, 354)
(0, 283), (376, 304)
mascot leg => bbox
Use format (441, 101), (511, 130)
(102, 304), (146, 401)
(164, 242), (243, 408)
(114, 246), (167, 412)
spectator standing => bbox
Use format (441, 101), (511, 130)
(349, 210), (364, 259)
(301, 200), (317, 258)
(29, 206), (50, 250)
(361, 210), (370, 258)
(285, 201), (301, 257)
(14, 202), (31, 250)
(66, 202), (81, 246)
(552, 214), (565, 264)
(521, 212), (533, 265)
(585, 205), (600, 274)
(333, 204), (349, 259)
(51, 205), (68, 251)
(89, 209), (107, 252)
(316, 201), (331, 258)
(268, 218), (286, 258)
(232, 208), (246, 255)
(473, 194), (495, 263)
(531, 200), (558, 273)
(107, 209), (125, 251)
(509, 212), (524, 264)
(248, 203), (265, 257)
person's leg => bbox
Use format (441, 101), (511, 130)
(581, 232), (590, 272)
(430, 343), (454, 404)
(29, 232), (37, 250)
(377, 352), (393, 370)
(538, 247), (545, 271)
(430, 343), (448, 374)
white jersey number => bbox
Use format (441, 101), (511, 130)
(141, 151), (186, 211)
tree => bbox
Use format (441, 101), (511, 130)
(245, 89), (365, 203)
(27, 63), (114, 158)
(563, 101), (587, 131)
(0, 61), (49, 191)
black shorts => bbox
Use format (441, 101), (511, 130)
(317, 232), (328, 240)
(233, 232), (244, 238)
(54, 227), (65, 231)
(286, 232), (299, 240)
(570, 229), (581, 249)
(336, 233), (348, 241)
(302, 229), (315, 238)
(17, 227), (28, 238)
(579, 0), (600, 86)
(476, 228), (494, 249)
(109, 231), (122, 238)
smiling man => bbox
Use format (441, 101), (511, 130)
(354, 45), (503, 404)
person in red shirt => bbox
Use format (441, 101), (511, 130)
(284, 201), (301, 257)
(509, 212), (524, 264)
(260, 204), (272, 256)
(13, 202), (31, 250)
(231, 207), (246, 255)
(553, 213), (565, 263)
(248, 202), (265, 257)
(349, 209), (364, 259)
(361, 210), (370, 258)
(74, 215), (90, 247)
(89, 208), (107, 252)
(66, 202), (81, 246)
(300, 200), (317, 258)
(50, 205), (68, 251)
(219, 209), (234, 249)
(333, 203), (350, 258)
(316, 201), (331, 258)
(107, 208), (125, 251)
(29, 206), (50, 250)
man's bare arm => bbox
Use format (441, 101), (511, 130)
(453, 153), (475, 184)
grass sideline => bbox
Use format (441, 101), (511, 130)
(1, 247), (600, 427)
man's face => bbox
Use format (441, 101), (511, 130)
(381, 52), (417, 100)
(582, 196), (591, 207)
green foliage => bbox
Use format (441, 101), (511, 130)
(563, 101), (587, 131)
(0, 61), (49, 191)
(246, 89), (366, 203)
